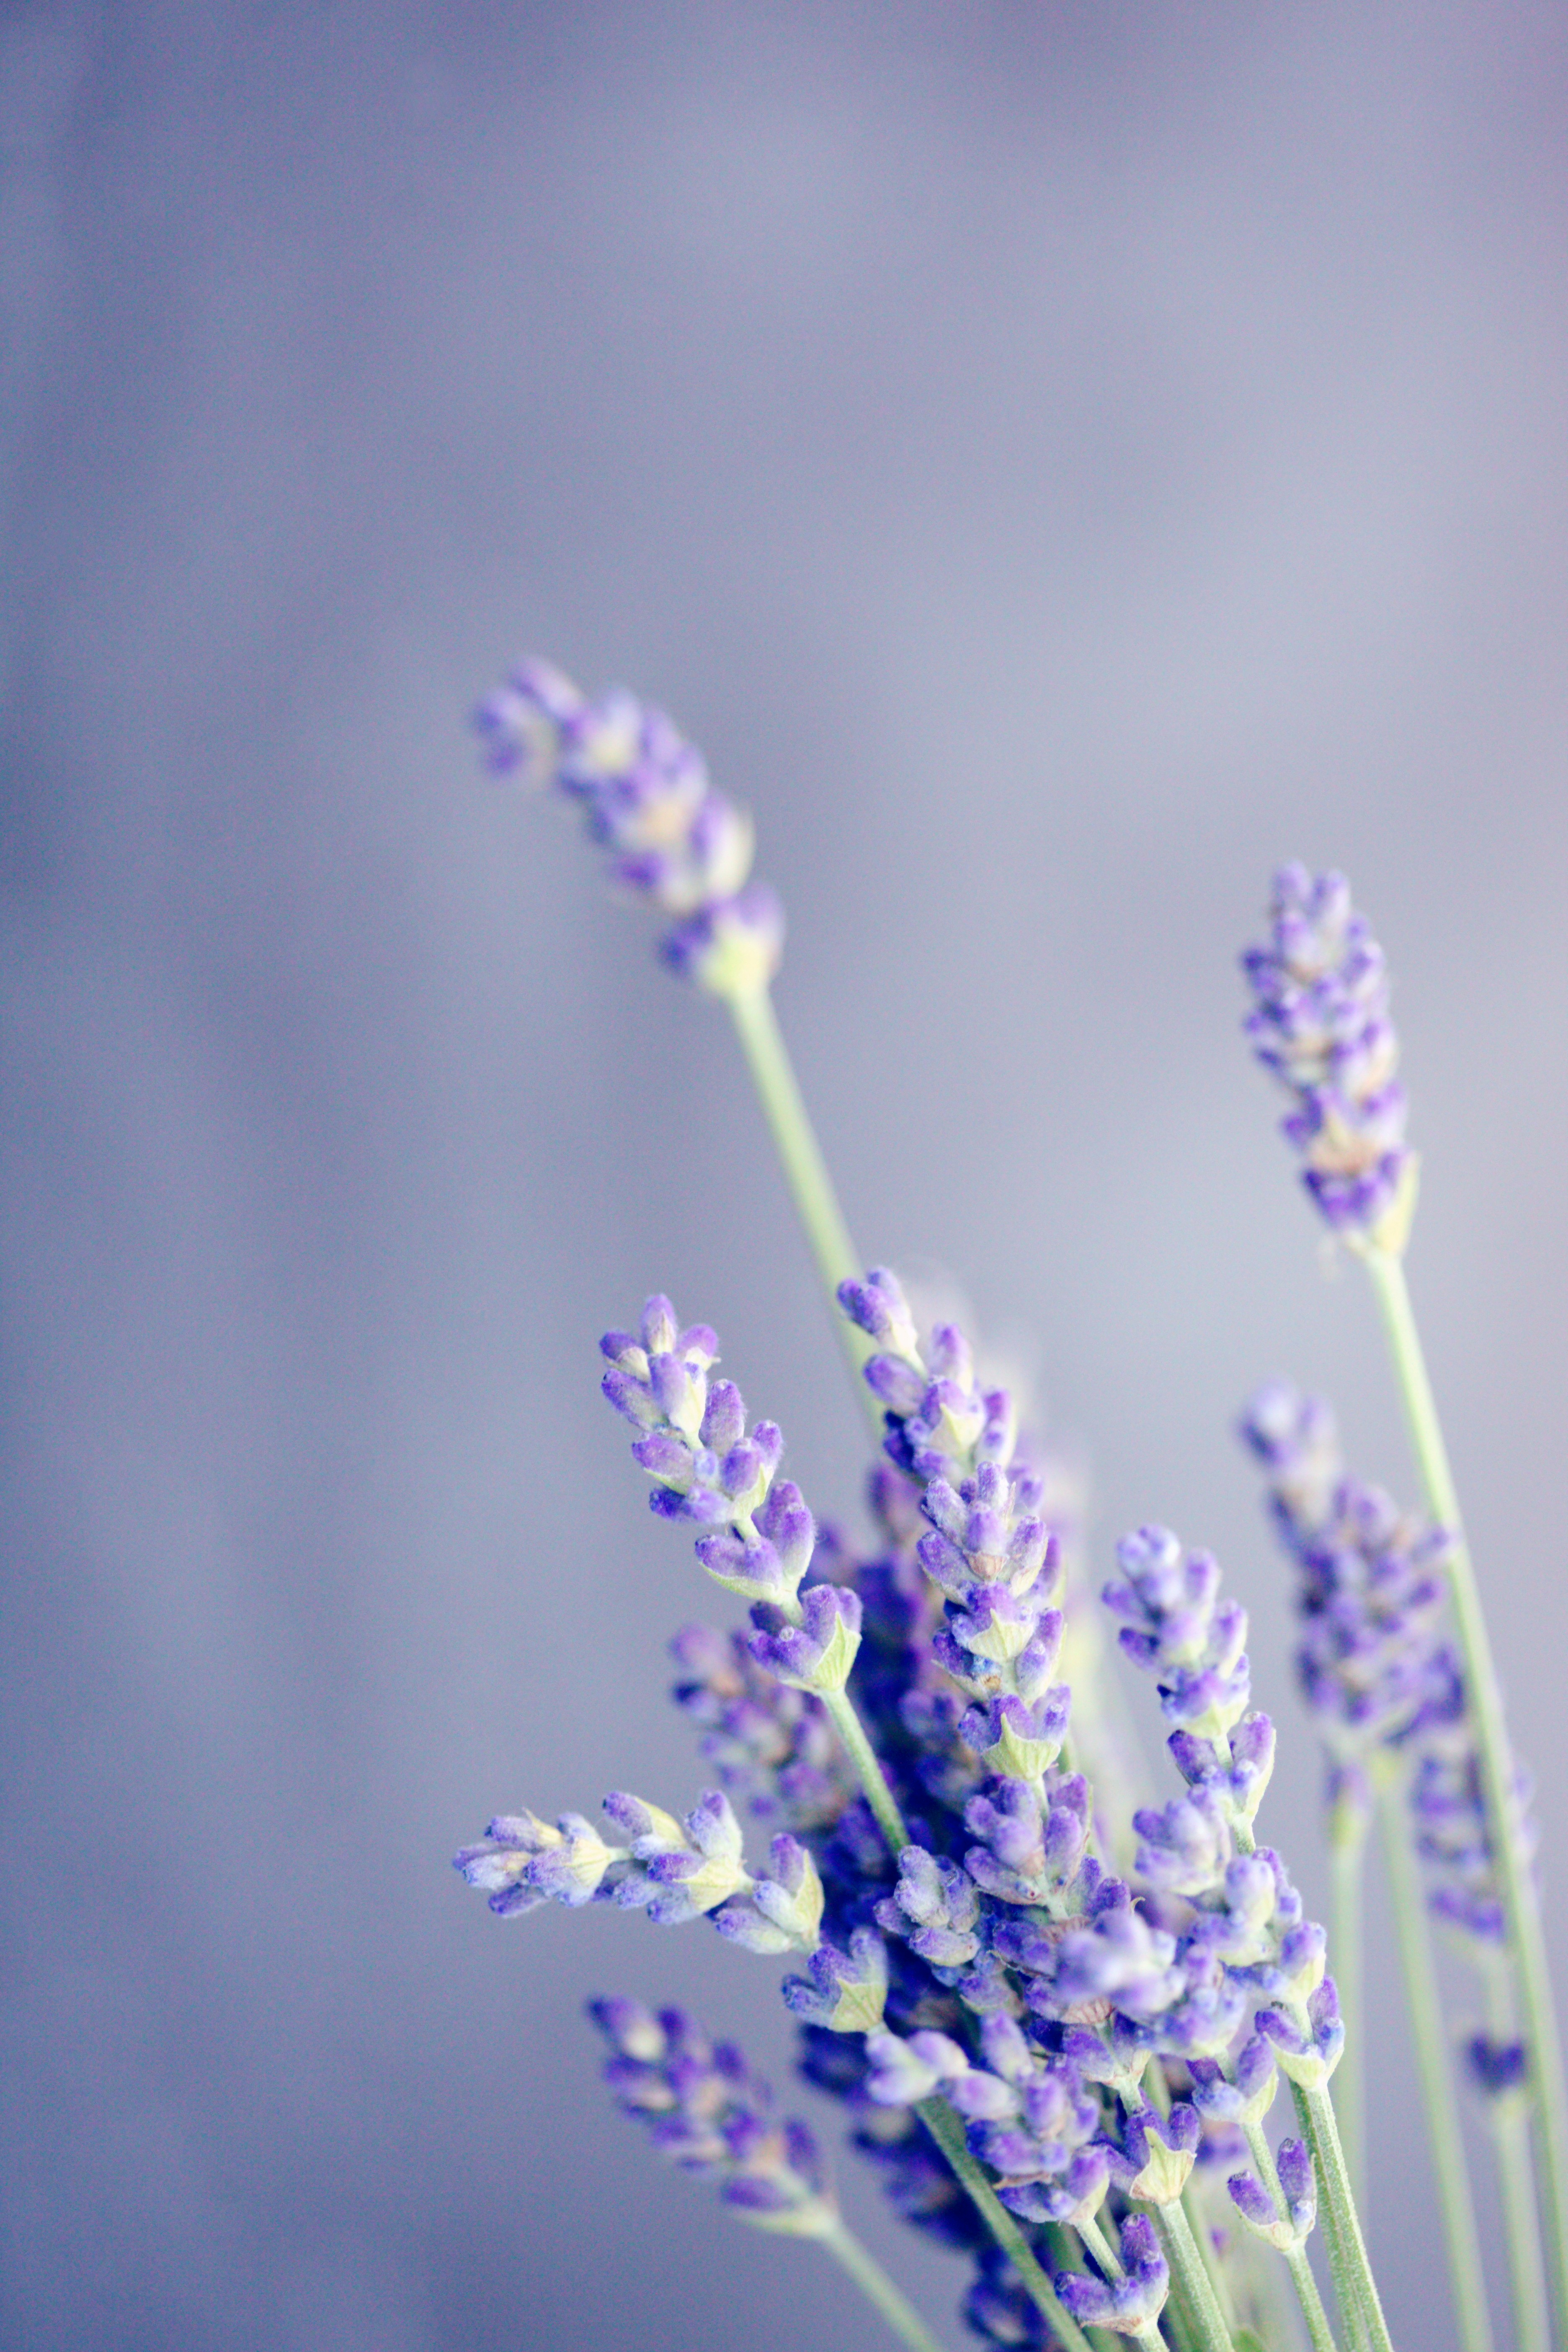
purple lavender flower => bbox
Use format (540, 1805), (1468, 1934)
(964, 2246), (1063, 2350)
(454, 1807), (626, 1914)
(602, 1295), (867, 1702)
(1097, 2097), (1201, 2208)
(475, 658), (784, 993)
(1240, 863), (1414, 1240)
(668, 1622), (854, 1829)
(1226, 2135), (1316, 2252)
(1242, 1380), (1537, 1958)
(1465, 2033), (1529, 2100)
(455, 1787), (825, 1953)
(837, 1270), (1071, 1789)
(1241, 1383), (1449, 1780)
(1053, 2213), (1169, 2334)
(781, 1928), (890, 2034)
(590, 1998), (838, 2236)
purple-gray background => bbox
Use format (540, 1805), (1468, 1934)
(4, 5), (1566, 2347)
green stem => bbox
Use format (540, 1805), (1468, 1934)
(1240, 2119), (1339, 2352)
(1149, 2194), (1235, 2352)
(820, 2214), (952, 2352)
(822, 1687), (910, 1855)
(915, 2098), (1096, 2352)
(1484, 1957), (1553, 2352)
(1289, 2082), (1369, 2352)
(1294, 2078), (1393, 2352)
(1329, 1823), (1367, 2211)
(1373, 1768), (1494, 2352)
(724, 984), (876, 1413)
(1077, 2214), (1168, 2352)
(1362, 1245), (1568, 2341)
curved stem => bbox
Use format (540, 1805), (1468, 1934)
(1330, 1823), (1367, 2209)
(1374, 1767), (1494, 2352)
(724, 984), (877, 1416)
(1363, 1244), (1568, 2339)
(915, 2097), (1096, 2352)
(820, 2214), (952, 2352)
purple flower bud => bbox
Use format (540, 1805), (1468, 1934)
(748, 1583), (863, 1696)
(1465, 2034), (1529, 2099)
(1227, 2168), (1279, 2231)
(1055, 2213), (1168, 2332)
(864, 2029), (969, 2107)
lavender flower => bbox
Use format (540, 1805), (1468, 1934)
(1243, 1382), (1537, 1968)
(454, 1787), (825, 1953)
(1226, 2136), (1316, 2253)
(669, 1623), (854, 1829)
(1104, 1526), (1274, 1832)
(1241, 1384), (1448, 1790)
(838, 1269), (1070, 1784)
(475, 657), (783, 993)
(1053, 2214), (1169, 2336)
(602, 1295), (864, 1698)
(590, 1998), (838, 2236)
(1240, 862), (1414, 1242)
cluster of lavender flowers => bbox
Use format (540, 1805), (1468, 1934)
(1240, 1382), (1532, 2096)
(462, 661), (1560, 2352)
(474, 657), (783, 994)
(459, 1266), (1343, 2347)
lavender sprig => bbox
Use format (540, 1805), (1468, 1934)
(1242, 863), (1568, 2340)
(1243, 1380), (1526, 2352)
(477, 658), (872, 1394)
(590, 1999), (952, 2352)
(1102, 1521), (1394, 2352)
(455, 1787), (829, 1957)
(1240, 862), (1414, 1249)
(599, 1292), (907, 1852)
(476, 658), (783, 995)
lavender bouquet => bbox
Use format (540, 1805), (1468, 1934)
(453, 662), (1564, 2352)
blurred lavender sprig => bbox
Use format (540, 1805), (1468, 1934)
(591, 1996), (838, 2235)
(475, 658), (784, 995)
(1240, 861), (1414, 1247)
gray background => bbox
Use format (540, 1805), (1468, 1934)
(4, 5), (1566, 2347)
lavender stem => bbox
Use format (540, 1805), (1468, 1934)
(914, 2096), (1097, 2352)
(1295, 2079), (1394, 2352)
(1145, 2192), (1236, 2352)
(1372, 1764), (1494, 2352)
(1330, 1824), (1367, 2210)
(1482, 1955), (1553, 2352)
(819, 1685), (910, 1855)
(819, 2214), (954, 2352)
(725, 981), (878, 1416)
(1362, 1242), (1568, 2339)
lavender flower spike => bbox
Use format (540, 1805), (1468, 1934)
(475, 657), (783, 995)
(601, 1295), (915, 1863)
(1240, 862), (1416, 1248)
(455, 1788), (825, 1953)
(590, 1998), (839, 2238)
